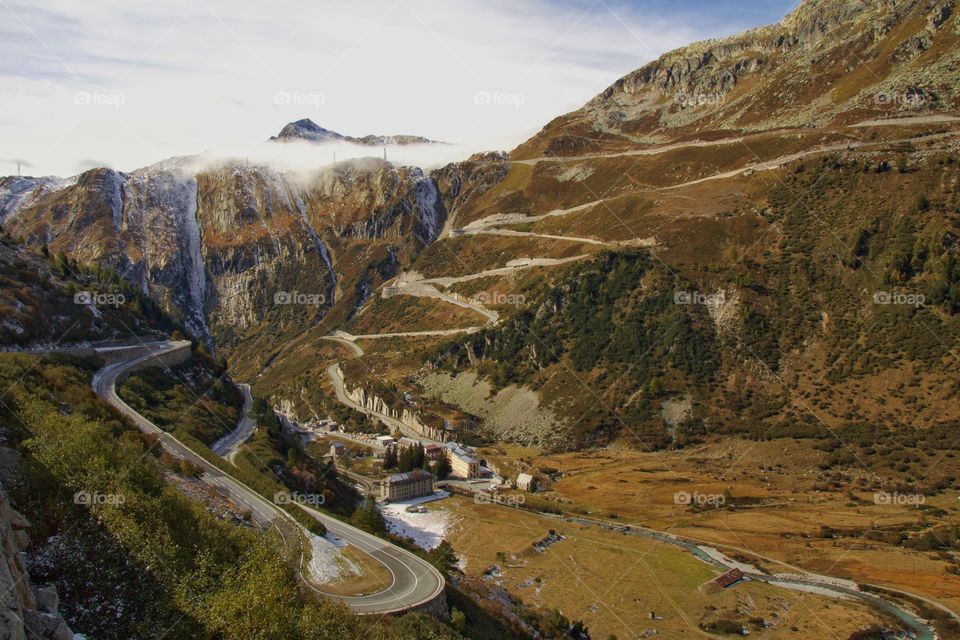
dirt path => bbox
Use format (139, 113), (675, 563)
(513, 135), (749, 165)
(513, 117), (958, 165)
(457, 130), (960, 241)
(409, 255), (589, 288)
(451, 226), (614, 246)
(385, 281), (498, 323)
(328, 328), (481, 342)
(851, 114), (960, 127)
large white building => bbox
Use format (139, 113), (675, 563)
(450, 453), (480, 479)
(380, 469), (433, 502)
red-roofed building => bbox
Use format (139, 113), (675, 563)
(714, 568), (744, 588)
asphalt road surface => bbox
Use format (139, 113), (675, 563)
(212, 382), (257, 457)
(91, 340), (444, 614)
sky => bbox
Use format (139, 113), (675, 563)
(0, 0), (799, 177)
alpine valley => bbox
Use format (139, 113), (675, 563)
(3, 1), (960, 639)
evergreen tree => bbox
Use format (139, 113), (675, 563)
(383, 445), (398, 470)
(412, 443), (426, 469)
(398, 445), (414, 472)
(435, 448), (452, 480)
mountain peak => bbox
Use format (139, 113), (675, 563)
(271, 119), (346, 143)
(269, 119), (440, 146)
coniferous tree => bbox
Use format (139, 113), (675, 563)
(383, 445), (398, 470)
(434, 448), (452, 479)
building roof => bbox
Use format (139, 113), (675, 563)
(331, 441), (347, 448)
(455, 454), (478, 465)
(424, 443), (443, 451)
(517, 473), (534, 483)
(714, 568), (744, 588)
(375, 435), (395, 442)
(397, 437), (419, 447)
(385, 469), (433, 484)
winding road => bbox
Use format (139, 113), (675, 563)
(448, 128), (960, 247)
(212, 382), (256, 459)
(89, 340), (445, 615)
(296, 115), (960, 627)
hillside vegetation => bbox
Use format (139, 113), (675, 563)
(431, 145), (960, 455)
(0, 353), (465, 639)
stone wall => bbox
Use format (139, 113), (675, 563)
(113, 342), (192, 382)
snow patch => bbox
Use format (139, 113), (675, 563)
(0, 176), (76, 222)
(307, 532), (361, 583)
(379, 492), (454, 551)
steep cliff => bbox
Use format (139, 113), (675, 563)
(0, 156), (450, 362)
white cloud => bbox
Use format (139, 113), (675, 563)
(0, 0), (768, 177)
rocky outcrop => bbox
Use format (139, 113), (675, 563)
(0, 483), (75, 640)
(0, 156), (451, 357)
(299, 159), (446, 245)
(430, 152), (510, 231)
(592, 0), (894, 106)
(340, 369), (450, 442)
(514, 0), (960, 157)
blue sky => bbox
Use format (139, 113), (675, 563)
(615, 0), (799, 26)
(0, 0), (803, 176)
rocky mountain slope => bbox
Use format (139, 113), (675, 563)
(1, 0), (958, 452)
(0, 155), (450, 367)
(514, 0), (960, 158)
(397, 0), (960, 449)
(0, 233), (173, 347)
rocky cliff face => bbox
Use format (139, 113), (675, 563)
(0, 156), (451, 356)
(0, 478), (75, 640)
(337, 365), (451, 442)
(430, 151), (510, 232)
(514, 0), (960, 158)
